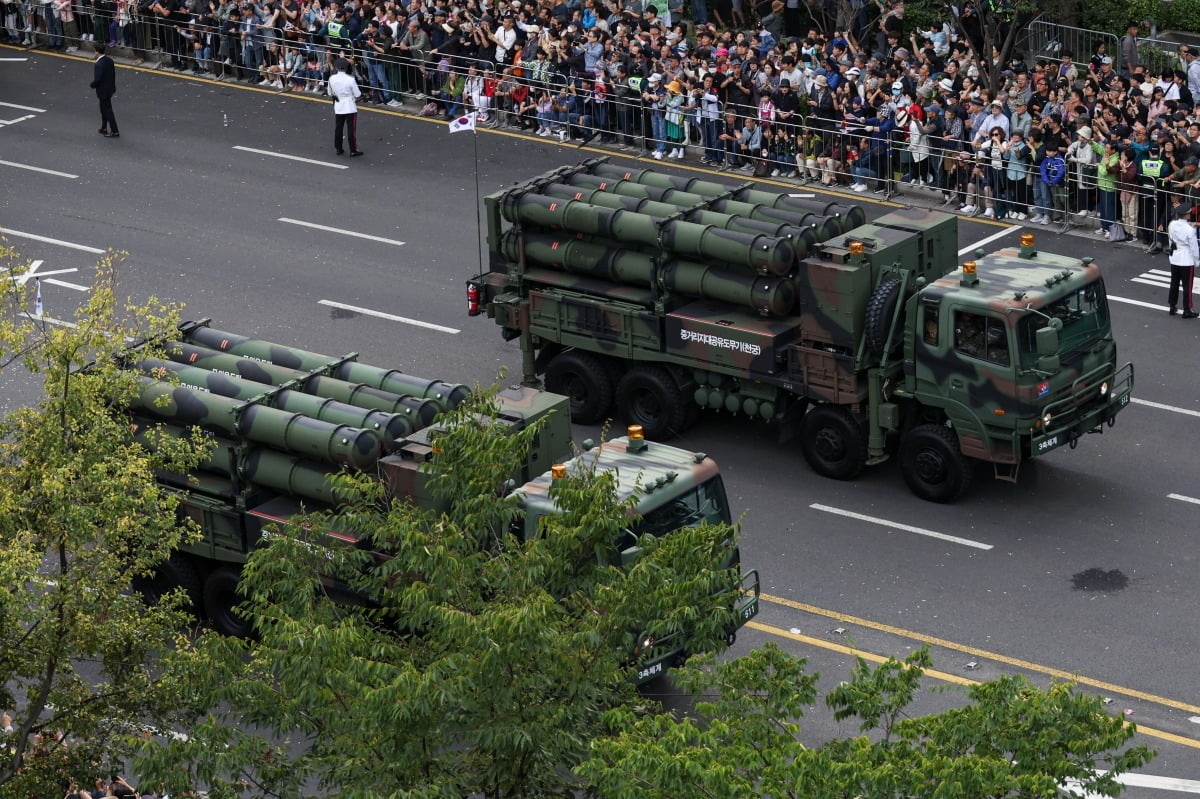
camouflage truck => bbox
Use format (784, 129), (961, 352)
(122, 320), (758, 682)
(467, 159), (1134, 502)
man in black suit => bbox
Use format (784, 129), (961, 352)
(90, 43), (119, 138)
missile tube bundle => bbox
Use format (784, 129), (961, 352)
(494, 161), (865, 317)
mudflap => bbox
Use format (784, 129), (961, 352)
(992, 460), (1021, 484)
(775, 398), (810, 445)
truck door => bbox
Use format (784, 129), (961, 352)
(944, 307), (1014, 429)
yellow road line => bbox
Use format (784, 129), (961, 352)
(759, 594), (1200, 715)
(747, 619), (1200, 750)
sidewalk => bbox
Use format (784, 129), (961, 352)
(25, 38), (1122, 244)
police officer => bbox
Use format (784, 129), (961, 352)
(1140, 145), (1166, 252)
(321, 8), (352, 53)
(327, 58), (363, 156)
(1167, 203), (1198, 317)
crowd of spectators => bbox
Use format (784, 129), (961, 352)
(5, 0), (1200, 242)
(1, 711), (162, 799)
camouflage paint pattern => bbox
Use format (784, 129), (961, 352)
(180, 320), (471, 412)
(131, 356), (414, 446)
(124, 322), (755, 673)
(910, 243), (1133, 461)
(378, 385), (575, 512)
(501, 189), (798, 275)
(538, 181), (822, 253)
(512, 434), (723, 524)
(472, 160), (1132, 477)
(498, 229), (797, 317)
(561, 173), (847, 242)
(165, 340), (441, 426)
(587, 160), (867, 229)
(130, 417), (345, 506)
(130, 375), (384, 469)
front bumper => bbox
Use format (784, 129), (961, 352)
(632, 568), (761, 685)
(1030, 361), (1134, 455)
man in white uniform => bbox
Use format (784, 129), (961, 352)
(327, 57), (363, 156)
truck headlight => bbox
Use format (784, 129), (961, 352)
(1043, 411), (1053, 426)
(1099, 381), (1109, 397)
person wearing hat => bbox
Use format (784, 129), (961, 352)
(1065, 124), (1100, 220)
(807, 71), (834, 134)
(664, 78), (694, 159)
(860, 103), (896, 196)
(1140, 144), (1169, 251)
(641, 72), (668, 159)
(1167, 202), (1199, 316)
(326, 57), (364, 156)
(1009, 97), (1032, 138)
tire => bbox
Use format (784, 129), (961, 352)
(203, 566), (256, 639)
(544, 350), (615, 425)
(899, 423), (974, 503)
(799, 405), (867, 480)
(132, 553), (203, 616)
(864, 277), (903, 355)
(615, 365), (688, 440)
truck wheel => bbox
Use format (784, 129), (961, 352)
(616, 366), (687, 440)
(865, 278), (903, 355)
(545, 350), (614, 425)
(132, 553), (203, 617)
(800, 405), (867, 480)
(203, 566), (256, 639)
(900, 423), (974, 503)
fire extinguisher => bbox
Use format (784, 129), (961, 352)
(466, 282), (480, 316)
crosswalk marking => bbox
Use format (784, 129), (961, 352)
(1133, 268), (1200, 295)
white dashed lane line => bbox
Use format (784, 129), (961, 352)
(317, 300), (459, 334)
(278, 217), (406, 247)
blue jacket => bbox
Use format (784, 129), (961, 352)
(1040, 153), (1067, 185)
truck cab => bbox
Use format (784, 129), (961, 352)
(900, 235), (1133, 500)
(509, 427), (760, 683)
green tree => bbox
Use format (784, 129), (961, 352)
(134, 389), (745, 799)
(577, 644), (1155, 799)
(0, 244), (210, 798)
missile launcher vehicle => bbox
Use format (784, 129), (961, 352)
(468, 159), (1134, 502)
(123, 320), (758, 681)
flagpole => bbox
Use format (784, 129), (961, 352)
(473, 116), (483, 279)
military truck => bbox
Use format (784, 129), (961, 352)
(467, 159), (1134, 502)
(124, 320), (759, 681)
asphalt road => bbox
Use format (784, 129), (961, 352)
(3, 48), (1200, 795)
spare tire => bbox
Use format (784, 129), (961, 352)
(865, 278), (903, 355)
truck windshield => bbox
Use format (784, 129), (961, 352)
(1016, 280), (1109, 367)
(628, 476), (732, 539)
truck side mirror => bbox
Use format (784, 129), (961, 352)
(1036, 322), (1060, 357)
(617, 545), (644, 566)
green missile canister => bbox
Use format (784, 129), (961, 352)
(499, 230), (795, 316)
(129, 418), (346, 505)
(538, 182), (820, 257)
(179, 322), (470, 412)
(133, 357), (414, 446)
(499, 189), (796, 275)
(165, 341), (440, 427)
(586, 163), (867, 231)
(563, 173), (845, 241)
(131, 376), (383, 469)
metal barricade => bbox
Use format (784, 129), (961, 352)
(1024, 19), (1118, 68)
